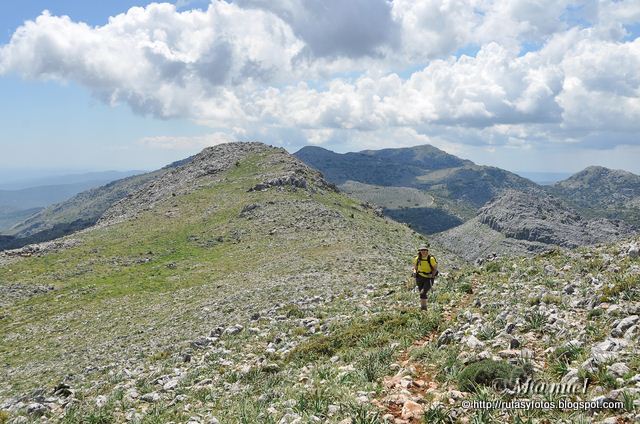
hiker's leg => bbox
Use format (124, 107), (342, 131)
(419, 285), (428, 310)
(419, 279), (434, 310)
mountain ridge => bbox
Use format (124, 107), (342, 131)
(1, 142), (639, 423)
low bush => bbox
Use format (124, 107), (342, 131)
(458, 359), (526, 392)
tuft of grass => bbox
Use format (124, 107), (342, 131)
(61, 405), (115, 424)
(423, 406), (454, 423)
(435, 346), (464, 384)
(621, 391), (638, 413)
(293, 388), (331, 418)
(150, 350), (171, 361)
(282, 304), (305, 318)
(524, 311), (547, 332)
(477, 325), (498, 341)
(341, 402), (381, 424)
(541, 293), (562, 305)
(484, 262), (501, 273)
(287, 308), (440, 362)
(458, 359), (526, 392)
(359, 346), (396, 382)
(601, 274), (639, 301)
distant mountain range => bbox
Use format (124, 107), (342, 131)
(0, 171), (144, 232)
(2, 143), (638, 261)
(294, 145), (537, 230)
(294, 145), (639, 261)
(0, 170), (146, 191)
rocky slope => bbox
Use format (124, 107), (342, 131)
(0, 142), (433, 423)
(0, 160), (192, 251)
(433, 189), (633, 262)
(1, 143), (638, 423)
(549, 166), (640, 228)
(2, 219), (638, 423)
(374, 238), (640, 423)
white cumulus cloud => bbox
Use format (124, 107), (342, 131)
(1, 0), (639, 154)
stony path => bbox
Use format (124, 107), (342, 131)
(373, 278), (478, 423)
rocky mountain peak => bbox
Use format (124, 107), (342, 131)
(98, 142), (335, 226)
(556, 165), (640, 190)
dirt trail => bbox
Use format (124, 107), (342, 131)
(373, 278), (478, 423)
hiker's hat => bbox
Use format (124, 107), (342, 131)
(418, 243), (429, 251)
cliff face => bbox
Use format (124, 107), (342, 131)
(477, 189), (628, 248)
(434, 189), (634, 262)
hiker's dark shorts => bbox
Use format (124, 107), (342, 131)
(415, 276), (434, 299)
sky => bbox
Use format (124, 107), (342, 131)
(1, 0), (640, 176)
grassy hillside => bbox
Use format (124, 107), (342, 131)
(2, 144), (638, 423)
(0, 171), (167, 250)
(0, 143), (434, 422)
(337, 181), (464, 235)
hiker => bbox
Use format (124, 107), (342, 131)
(412, 244), (438, 310)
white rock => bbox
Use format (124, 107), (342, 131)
(401, 400), (424, 420)
(463, 335), (485, 350)
(163, 377), (181, 391)
(95, 395), (107, 408)
(614, 315), (639, 335)
(278, 413), (302, 424)
(141, 392), (161, 403)
(607, 363), (630, 378)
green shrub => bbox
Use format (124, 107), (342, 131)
(282, 304), (305, 318)
(524, 311), (547, 332)
(457, 359), (526, 392)
(458, 281), (473, 294)
(549, 344), (583, 365)
(587, 309), (603, 319)
(484, 262), (501, 273)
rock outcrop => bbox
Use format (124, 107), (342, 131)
(478, 189), (629, 248)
